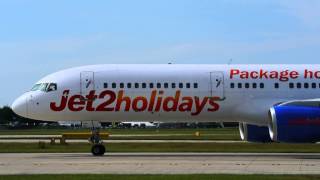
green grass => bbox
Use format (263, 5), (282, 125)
(0, 128), (241, 140)
(0, 174), (319, 180)
(0, 128), (238, 135)
(1, 142), (320, 153)
(108, 135), (240, 140)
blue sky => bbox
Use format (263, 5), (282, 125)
(1, 0), (320, 106)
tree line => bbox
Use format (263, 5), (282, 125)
(0, 106), (40, 125)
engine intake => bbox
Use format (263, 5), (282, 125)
(239, 122), (272, 143)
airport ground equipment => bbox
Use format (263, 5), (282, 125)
(0, 135), (62, 144)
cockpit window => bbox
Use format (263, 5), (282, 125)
(31, 84), (41, 91)
(47, 83), (57, 92)
(39, 83), (49, 91)
(31, 83), (57, 92)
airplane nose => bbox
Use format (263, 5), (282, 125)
(11, 96), (27, 118)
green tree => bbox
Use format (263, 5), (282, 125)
(0, 106), (14, 124)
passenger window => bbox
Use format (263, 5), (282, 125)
(164, 83), (169, 88)
(135, 83), (139, 88)
(238, 83), (242, 88)
(289, 83), (294, 89)
(260, 83), (264, 89)
(172, 83), (176, 88)
(245, 83), (249, 88)
(47, 83), (57, 92)
(127, 83), (132, 88)
(149, 83), (154, 88)
(186, 83), (191, 88)
(142, 83), (147, 88)
(104, 83), (108, 88)
(252, 83), (257, 89)
(179, 83), (183, 88)
(297, 83), (301, 89)
(304, 83), (309, 89)
(194, 83), (198, 89)
(230, 83), (235, 88)
(112, 83), (117, 88)
(157, 83), (161, 88)
(274, 83), (279, 89)
(312, 83), (316, 89)
(120, 83), (124, 88)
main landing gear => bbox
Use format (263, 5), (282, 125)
(89, 129), (106, 156)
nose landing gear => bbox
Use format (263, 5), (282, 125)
(91, 144), (105, 156)
(89, 129), (106, 156)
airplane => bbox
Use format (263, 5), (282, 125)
(11, 64), (320, 156)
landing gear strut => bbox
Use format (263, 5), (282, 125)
(89, 128), (106, 156)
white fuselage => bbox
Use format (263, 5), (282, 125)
(11, 64), (320, 126)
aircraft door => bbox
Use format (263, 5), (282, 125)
(26, 94), (36, 116)
(210, 71), (225, 100)
(80, 71), (95, 96)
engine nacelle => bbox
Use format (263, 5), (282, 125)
(269, 102), (320, 143)
(239, 122), (272, 142)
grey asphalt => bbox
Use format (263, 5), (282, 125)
(0, 153), (320, 174)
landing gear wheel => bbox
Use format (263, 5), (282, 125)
(91, 144), (106, 156)
(88, 122), (106, 156)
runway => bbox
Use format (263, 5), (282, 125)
(0, 153), (320, 174)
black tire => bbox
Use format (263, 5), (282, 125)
(91, 144), (106, 156)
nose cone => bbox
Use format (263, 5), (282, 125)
(11, 95), (27, 118)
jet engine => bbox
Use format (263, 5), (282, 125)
(268, 101), (320, 143)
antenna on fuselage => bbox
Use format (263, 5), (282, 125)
(227, 58), (233, 65)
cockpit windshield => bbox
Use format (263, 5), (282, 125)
(39, 83), (49, 91)
(31, 84), (41, 91)
(31, 83), (57, 92)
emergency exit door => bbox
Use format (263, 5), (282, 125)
(210, 71), (225, 100)
(80, 71), (95, 96)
